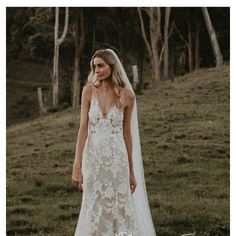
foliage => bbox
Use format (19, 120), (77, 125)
(28, 33), (54, 59)
(6, 7), (230, 74)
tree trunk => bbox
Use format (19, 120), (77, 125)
(52, 8), (59, 108)
(201, 7), (223, 66)
(163, 7), (171, 80)
(170, 38), (175, 82)
(52, 7), (69, 108)
(38, 87), (44, 116)
(72, 54), (81, 109)
(137, 44), (145, 91)
(152, 47), (160, 83)
(195, 24), (200, 71)
(72, 8), (85, 109)
(92, 28), (96, 55)
(151, 8), (161, 83)
(137, 7), (161, 84)
(187, 22), (193, 73)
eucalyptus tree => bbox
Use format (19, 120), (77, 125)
(52, 7), (69, 108)
(201, 7), (223, 67)
(71, 8), (85, 109)
(137, 7), (171, 84)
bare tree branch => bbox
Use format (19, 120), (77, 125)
(173, 22), (189, 48)
(139, 7), (151, 17)
(58, 7), (69, 45)
(137, 7), (152, 57)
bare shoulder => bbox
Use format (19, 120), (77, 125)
(123, 88), (134, 99)
(83, 83), (93, 95)
(122, 87), (134, 100)
(121, 87), (135, 108)
(82, 84), (93, 101)
(83, 83), (93, 94)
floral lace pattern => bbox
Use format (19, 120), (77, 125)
(74, 87), (140, 236)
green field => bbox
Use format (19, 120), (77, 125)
(7, 64), (229, 236)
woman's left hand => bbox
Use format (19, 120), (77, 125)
(130, 173), (137, 193)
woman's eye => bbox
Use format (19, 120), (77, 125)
(94, 64), (104, 69)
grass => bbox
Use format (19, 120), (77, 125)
(7, 64), (229, 235)
(7, 60), (52, 126)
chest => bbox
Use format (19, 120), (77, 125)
(88, 95), (124, 126)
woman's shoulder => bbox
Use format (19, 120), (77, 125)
(121, 87), (135, 100)
(120, 87), (135, 108)
(82, 83), (93, 99)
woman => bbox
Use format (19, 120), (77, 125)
(72, 49), (156, 236)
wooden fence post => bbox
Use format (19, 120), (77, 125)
(132, 65), (139, 90)
(37, 87), (47, 116)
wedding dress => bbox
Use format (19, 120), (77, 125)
(74, 85), (140, 236)
(74, 48), (156, 236)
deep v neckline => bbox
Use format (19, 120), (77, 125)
(94, 86), (117, 118)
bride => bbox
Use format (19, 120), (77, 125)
(72, 48), (156, 236)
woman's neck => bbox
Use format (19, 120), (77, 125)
(98, 78), (114, 91)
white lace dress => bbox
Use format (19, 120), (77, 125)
(74, 86), (140, 236)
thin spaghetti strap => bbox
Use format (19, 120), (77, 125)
(93, 84), (98, 98)
(90, 83), (95, 99)
(91, 83), (94, 96)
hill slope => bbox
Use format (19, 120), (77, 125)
(7, 64), (229, 236)
(7, 60), (52, 126)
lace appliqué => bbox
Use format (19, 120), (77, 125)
(74, 90), (140, 236)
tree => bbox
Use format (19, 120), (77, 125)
(201, 7), (223, 66)
(72, 8), (85, 109)
(52, 7), (69, 108)
(194, 22), (201, 71)
(7, 8), (36, 60)
(163, 7), (171, 80)
(187, 21), (193, 72)
(137, 7), (162, 83)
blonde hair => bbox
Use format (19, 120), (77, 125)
(86, 49), (126, 103)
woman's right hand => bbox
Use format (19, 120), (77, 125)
(72, 168), (83, 191)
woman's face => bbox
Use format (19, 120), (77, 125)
(93, 57), (112, 81)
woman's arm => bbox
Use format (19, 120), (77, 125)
(72, 84), (92, 189)
(123, 89), (135, 174)
(122, 88), (137, 193)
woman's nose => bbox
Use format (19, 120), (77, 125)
(95, 67), (100, 73)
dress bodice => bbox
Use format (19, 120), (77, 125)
(88, 86), (124, 137)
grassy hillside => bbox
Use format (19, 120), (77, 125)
(7, 60), (52, 126)
(7, 64), (229, 236)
